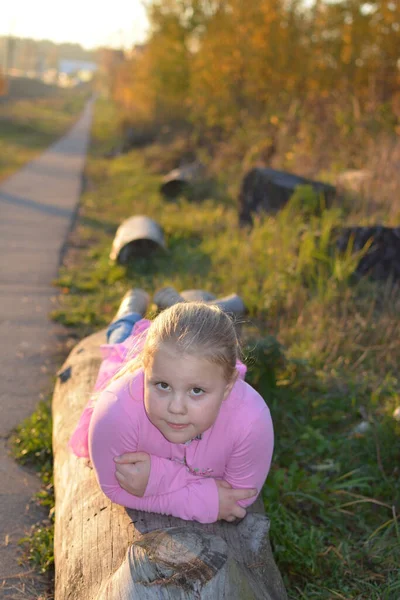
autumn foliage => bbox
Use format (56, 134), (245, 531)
(107, 1), (400, 168)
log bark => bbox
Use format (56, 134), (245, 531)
(238, 167), (336, 226)
(160, 162), (205, 199)
(110, 216), (166, 264)
(336, 225), (400, 281)
(335, 169), (373, 197)
(153, 287), (246, 317)
(53, 331), (287, 600)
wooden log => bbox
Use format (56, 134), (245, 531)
(153, 287), (246, 317)
(335, 169), (373, 197)
(160, 162), (205, 199)
(238, 167), (336, 226)
(110, 216), (166, 264)
(53, 330), (287, 600)
(336, 225), (400, 281)
(181, 290), (217, 303)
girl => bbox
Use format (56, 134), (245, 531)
(69, 300), (274, 524)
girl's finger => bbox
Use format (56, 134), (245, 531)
(114, 452), (148, 464)
(216, 479), (232, 489)
(114, 453), (137, 463)
(233, 488), (257, 500)
(131, 452), (148, 461)
(234, 506), (247, 520)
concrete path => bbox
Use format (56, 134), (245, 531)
(0, 99), (94, 597)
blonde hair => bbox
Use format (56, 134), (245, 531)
(117, 302), (240, 383)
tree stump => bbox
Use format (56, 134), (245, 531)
(238, 167), (336, 226)
(53, 331), (287, 599)
(336, 225), (400, 281)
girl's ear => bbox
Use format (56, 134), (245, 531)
(223, 373), (238, 401)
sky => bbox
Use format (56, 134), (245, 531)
(0, 0), (149, 50)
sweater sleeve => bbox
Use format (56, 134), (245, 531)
(88, 390), (220, 523)
(224, 405), (274, 508)
(144, 454), (210, 497)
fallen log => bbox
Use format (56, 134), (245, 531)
(153, 287), (246, 317)
(109, 215), (166, 265)
(160, 162), (205, 199)
(53, 330), (288, 599)
(336, 225), (400, 281)
(335, 169), (373, 197)
(238, 167), (336, 226)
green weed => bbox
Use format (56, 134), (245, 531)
(10, 400), (54, 574)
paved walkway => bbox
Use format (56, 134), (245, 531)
(0, 99), (94, 596)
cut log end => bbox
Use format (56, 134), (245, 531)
(132, 527), (228, 585)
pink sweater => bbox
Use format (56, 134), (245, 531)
(88, 367), (274, 524)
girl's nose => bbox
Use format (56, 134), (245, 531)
(168, 394), (187, 415)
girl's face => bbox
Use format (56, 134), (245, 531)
(144, 342), (234, 443)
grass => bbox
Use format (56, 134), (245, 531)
(13, 96), (400, 598)
(9, 399), (55, 575)
(0, 85), (91, 182)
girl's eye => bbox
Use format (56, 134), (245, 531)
(191, 387), (205, 397)
(156, 382), (170, 391)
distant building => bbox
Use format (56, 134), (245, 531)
(58, 59), (97, 75)
(56, 59), (97, 86)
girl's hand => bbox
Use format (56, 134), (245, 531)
(215, 480), (257, 522)
(114, 452), (151, 497)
